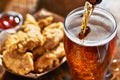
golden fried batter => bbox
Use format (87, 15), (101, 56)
(22, 14), (45, 46)
(38, 16), (54, 29)
(2, 14), (65, 76)
(3, 14), (45, 54)
(3, 51), (34, 75)
(34, 53), (59, 73)
(34, 42), (65, 73)
(42, 22), (64, 49)
(24, 14), (38, 27)
(2, 14), (45, 75)
(25, 24), (45, 46)
(52, 42), (65, 59)
(32, 46), (45, 59)
(3, 31), (41, 53)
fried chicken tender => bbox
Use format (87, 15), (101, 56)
(24, 24), (44, 46)
(2, 14), (65, 76)
(34, 42), (65, 73)
(22, 14), (45, 46)
(3, 31), (41, 53)
(24, 14), (38, 26)
(3, 14), (45, 54)
(2, 14), (45, 75)
(3, 34), (19, 49)
(34, 53), (59, 73)
(3, 31), (28, 53)
(38, 16), (54, 29)
(42, 22), (64, 49)
(3, 51), (34, 75)
(32, 46), (45, 59)
(17, 31), (41, 53)
(52, 42), (65, 59)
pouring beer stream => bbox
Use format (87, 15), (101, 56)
(79, 0), (102, 39)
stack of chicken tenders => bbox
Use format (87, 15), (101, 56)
(1, 14), (65, 75)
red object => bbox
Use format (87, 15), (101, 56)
(0, 15), (20, 30)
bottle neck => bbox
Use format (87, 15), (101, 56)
(87, 0), (102, 5)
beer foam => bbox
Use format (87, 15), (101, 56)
(64, 7), (117, 46)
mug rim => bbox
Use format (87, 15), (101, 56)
(64, 7), (117, 46)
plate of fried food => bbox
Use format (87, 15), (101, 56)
(0, 9), (66, 78)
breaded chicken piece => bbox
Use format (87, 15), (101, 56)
(25, 24), (45, 46)
(4, 34), (19, 49)
(3, 14), (45, 54)
(3, 31), (41, 53)
(2, 14), (65, 75)
(22, 14), (45, 46)
(22, 14), (40, 32)
(24, 14), (38, 27)
(38, 16), (54, 29)
(3, 31), (28, 53)
(17, 31), (40, 52)
(34, 42), (65, 73)
(46, 22), (64, 31)
(3, 51), (34, 75)
(42, 22), (64, 49)
(52, 42), (65, 59)
(32, 46), (45, 59)
(34, 52), (59, 73)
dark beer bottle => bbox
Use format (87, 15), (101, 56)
(87, 0), (102, 5)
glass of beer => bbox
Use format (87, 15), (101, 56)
(64, 7), (117, 80)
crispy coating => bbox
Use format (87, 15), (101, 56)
(52, 42), (65, 59)
(32, 46), (45, 59)
(34, 42), (65, 73)
(3, 51), (34, 75)
(34, 53), (59, 73)
(38, 16), (54, 29)
(3, 14), (45, 54)
(2, 14), (45, 75)
(26, 24), (44, 46)
(42, 22), (64, 49)
(2, 14), (65, 75)
(3, 30), (42, 53)
(22, 14), (45, 46)
(24, 14), (38, 27)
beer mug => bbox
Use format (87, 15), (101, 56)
(64, 7), (117, 80)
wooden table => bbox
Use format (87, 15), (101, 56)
(0, 62), (71, 80)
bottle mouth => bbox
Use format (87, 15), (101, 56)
(87, 0), (102, 5)
(64, 7), (117, 46)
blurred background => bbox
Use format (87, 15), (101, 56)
(0, 0), (119, 17)
(0, 0), (120, 19)
(0, 0), (119, 18)
(0, 0), (85, 17)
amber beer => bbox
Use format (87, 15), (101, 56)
(64, 7), (117, 80)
